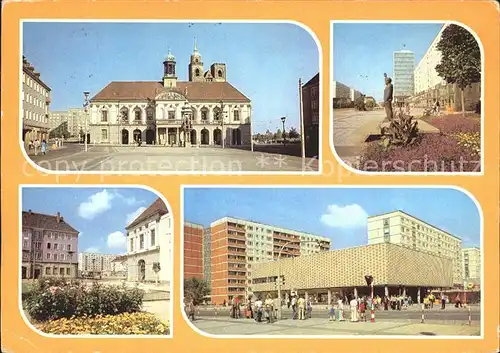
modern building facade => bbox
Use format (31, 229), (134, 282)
(332, 81), (362, 108)
(209, 217), (331, 304)
(49, 108), (86, 137)
(203, 228), (211, 284)
(462, 247), (481, 286)
(88, 42), (252, 147)
(393, 50), (415, 102)
(411, 23), (481, 111)
(125, 198), (173, 283)
(21, 210), (79, 279)
(251, 243), (453, 303)
(367, 210), (463, 286)
(183, 221), (204, 280)
(22, 56), (51, 145)
(301, 73), (320, 158)
(77, 252), (126, 277)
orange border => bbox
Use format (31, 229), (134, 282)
(2, 1), (499, 352)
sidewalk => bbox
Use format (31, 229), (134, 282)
(25, 145), (68, 156)
(192, 317), (480, 336)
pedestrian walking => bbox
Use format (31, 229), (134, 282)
(359, 300), (366, 321)
(273, 296), (279, 321)
(291, 296), (297, 320)
(264, 295), (274, 323)
(350, 297), (359, 322)
(298, 296), (306, 320)
(185, 298), (196, 321)
(329, 303), (336, 321)
(337, 298), (345, 321)
(306, 298), (312, 319)
(41, 140), (47, 155)
(441, 293), (446, 310)
(255, 297), (263, 322)
(34, 139), (40, 156)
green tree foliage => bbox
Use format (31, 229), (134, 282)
(288, 127), (300, 139)
(435, 24), (481, 113)
(354, 96), (366, 111)
(184, 278), (210, 306)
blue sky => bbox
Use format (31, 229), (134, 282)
(333, 23), (444, 101)
(23, 22), (319, 133)
(184, 187), (480, 249)
(22, 187), (159, 254)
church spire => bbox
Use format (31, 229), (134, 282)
(194, 37), (198, 52)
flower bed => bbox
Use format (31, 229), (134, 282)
(24, 278), (144, 322)
(34, 312), (170, 335)
(359, 114), (481, 172)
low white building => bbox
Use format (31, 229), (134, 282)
(125, 198), (173, 284)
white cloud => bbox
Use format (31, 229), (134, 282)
(84, 247), (100, 253)
(114, 192), (144, 206)
(78, 189), (115, 220)
(107, 231), (126, 249)
(126, 206), (147, 225)
(320, 204), (369, 229)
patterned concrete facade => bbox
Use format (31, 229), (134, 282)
(251, 243), (453, 293)
(367, 210), (463, 285)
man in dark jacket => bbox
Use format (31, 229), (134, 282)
(384, 77), (394, 120)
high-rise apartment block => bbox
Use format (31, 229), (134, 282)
(462, 247), (481, 286)
(367, 210), (463, 285)
(209, 217), (331, 304)
(78, 252), (126, 277)
(393, 50), (415, 102)
(183, 222), (204, 280)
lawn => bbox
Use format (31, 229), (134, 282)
(359, 113), (481, 172)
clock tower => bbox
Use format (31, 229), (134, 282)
(163, 49), (177, 88)
(188, 37), (204, 82)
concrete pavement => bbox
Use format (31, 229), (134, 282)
(27, 144), (318, 172)
(190, 317), (480, 336)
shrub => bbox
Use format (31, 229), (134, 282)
(34, 312), (170, 335)
(360, 133), (480, 172)
(421, 114), (480, 134)
(24, 279), (144, 322)
(453, 132), (481, 157)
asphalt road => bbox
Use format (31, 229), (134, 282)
(194, 306), (479, 323)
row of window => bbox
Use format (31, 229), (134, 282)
(46, 253), (73, 261)
(24, 110), (48, 123)
(101, 109), (242, 122)
(129, 230), (156, 252)
(23, 74), (49, 96)
(45, 267), (71, 276)
(24, 92), (48, 109)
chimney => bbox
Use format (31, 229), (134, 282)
(28, 209), (32, 214)
(60, 216), (64, 222)
(56, 212), (61, 223)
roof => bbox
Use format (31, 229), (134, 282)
(90, 81), (251, 103)
(22, 211), (79, 234)
(22, 56), (51, 91)
(126, 198), (169, 229)
(303, 73), (319, 88)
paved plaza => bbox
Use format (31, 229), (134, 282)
(191, 305), (480, 336)
(332, 108), (439, 166)
(28, 144), (318, 172)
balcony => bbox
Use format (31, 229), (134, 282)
(227, 230), (246, 241)
(273, 231), (300, 242)
(227, 222), (246, 232)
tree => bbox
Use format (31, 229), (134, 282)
(435, 24), (481, 114)
(274, 129), (282, 141)
(184, 277), (210, 306)
(354, 96), (366, 111)
(288, 127), (300, 139)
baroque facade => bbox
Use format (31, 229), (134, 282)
(22, 56), (51, 145)
(89, 42), (252, 147)
(21, 210), (79, 279)
(125, 198), (173, 283)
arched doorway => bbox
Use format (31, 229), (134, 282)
(133, 129), (142, 143)
(190, 130), (197, 145)
(232, 128), (242, 145)
(213, 128), (222, 145)
(21, 266), (27, 279)
(145, 128), (155, 144)
(201, 128), (209, 145)
(121, 129), (129, 144)
(138, 260), (146, 282)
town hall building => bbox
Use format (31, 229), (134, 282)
(88, 41), (252, 147)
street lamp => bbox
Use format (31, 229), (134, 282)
(218, 100), (226, 149)
(280, 116), (286, 143)
(83, 91), (90, 152)
(276, 239), (321, 320)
